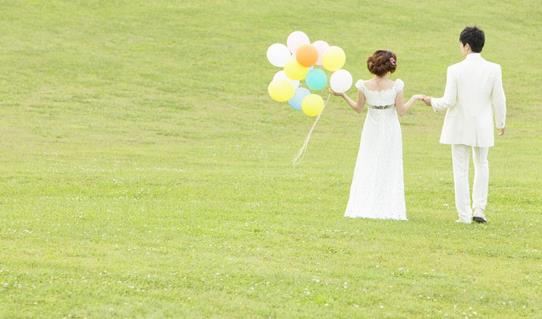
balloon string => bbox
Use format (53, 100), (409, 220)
(292, 93), (332, 166)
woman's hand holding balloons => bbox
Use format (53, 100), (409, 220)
(329, 88), (344, 97)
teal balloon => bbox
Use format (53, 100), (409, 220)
(288, 87), (310, 111)
(305, 68), (328, 90)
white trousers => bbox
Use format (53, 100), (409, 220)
(451, 144), (489, 219)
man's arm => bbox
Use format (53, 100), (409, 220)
(492, 65), (507, 135)
(426, 66), (457, 112)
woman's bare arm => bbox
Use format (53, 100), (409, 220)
(395, 91), (422, 116)
(331, 89), (365, 113)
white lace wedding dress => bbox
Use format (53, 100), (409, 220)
(344, 79), (407, 220)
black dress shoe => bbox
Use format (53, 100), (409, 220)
(472, 216), (487, 223)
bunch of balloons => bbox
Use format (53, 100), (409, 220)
(266, 31), (353, 117)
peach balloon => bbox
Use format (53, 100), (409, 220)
(295, 44), (318, 67)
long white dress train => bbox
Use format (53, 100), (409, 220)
(344, 79), (407, 220)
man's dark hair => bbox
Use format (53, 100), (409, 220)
(459, 26), (485, 53)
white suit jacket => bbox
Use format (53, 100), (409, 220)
(431, 53), (506, 147)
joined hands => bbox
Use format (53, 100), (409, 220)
(420, 95), (432, 106)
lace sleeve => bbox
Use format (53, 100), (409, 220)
(355, 80), (365, 93)
(394, 79), (404, 92)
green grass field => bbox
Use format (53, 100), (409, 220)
(1, 1), (542, 318)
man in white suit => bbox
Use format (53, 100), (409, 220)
(423, 26), (507, 224)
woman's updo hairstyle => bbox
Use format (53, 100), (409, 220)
(367, 50), (397, 77)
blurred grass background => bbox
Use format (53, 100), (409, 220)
(0, 0), (541, 318)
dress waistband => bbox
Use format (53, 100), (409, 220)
(368, 104), (394, 110)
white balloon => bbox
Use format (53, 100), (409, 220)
(312, 40), (330, 66)
(266, 43), (290, 67)
(330, 69), (353, 93)
(273, 70), (299, 89)
(287, 31), (310, 54)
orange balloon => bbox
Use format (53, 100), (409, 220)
(296, 44), (318, 67)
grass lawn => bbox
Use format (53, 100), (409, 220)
(1, 0), (541, 318)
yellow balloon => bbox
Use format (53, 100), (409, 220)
(284, 59), (309, 80)
(322, 46), (346, 72)
(268, 79), (295, 102)
(301, 94), (325, 117)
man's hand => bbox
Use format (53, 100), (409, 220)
(421, 96), (432, 106)
(497, 127), (506, 136)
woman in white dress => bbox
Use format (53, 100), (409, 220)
(332, 50), (423, 220)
